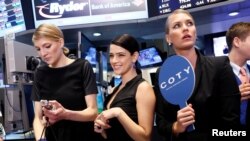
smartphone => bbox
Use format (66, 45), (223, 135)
(40, 100), (53, 110)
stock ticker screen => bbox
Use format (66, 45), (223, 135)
(149, 0), (229, 17)
(0, 0), (26, 37)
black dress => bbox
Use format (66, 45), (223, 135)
(31, 59), (99, 141)
(104, 75), (145, 141)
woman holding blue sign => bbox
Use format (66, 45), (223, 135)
(155, 9), (241, 141)
(94, 34), (156, 141)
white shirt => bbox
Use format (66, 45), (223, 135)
(230, 62), (250, 79)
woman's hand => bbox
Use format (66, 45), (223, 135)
(94, 108), (122, 137)
(94, 112), (112, 139)
(99, 107), (122, 119)
(94, 117), (109, 138)
(173, 104), (195, 134)
(42, 100), (66, 125)
(94, 112), (112, 132)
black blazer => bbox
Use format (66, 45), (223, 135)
(155, 51), (241, 141)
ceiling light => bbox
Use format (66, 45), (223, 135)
(228, 11), (239, 16)
(93, 32), (102, 37)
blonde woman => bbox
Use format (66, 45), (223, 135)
(155, 9), (240, 141)
(31, 23), (99, 141)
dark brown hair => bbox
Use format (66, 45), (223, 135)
(226, 22), (250, 52)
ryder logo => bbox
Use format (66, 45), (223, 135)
(36, 1), (88, 19)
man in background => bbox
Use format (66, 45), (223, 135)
(227, 22), (250, 139)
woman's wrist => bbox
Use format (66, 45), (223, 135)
(63, 109), (70, 120)
(114, 107), (122, 118)
(172, 122), (180, 136)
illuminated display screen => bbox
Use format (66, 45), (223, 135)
(213, 36), (228, 57)
(32, 0), (148, 28)
(84, 47), (97, 65)
(138, 47), (162, 67)
(0, 0), (26, 37)
(157, 0), (228, 15)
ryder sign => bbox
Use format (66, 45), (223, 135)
(32, 0), (148, 27)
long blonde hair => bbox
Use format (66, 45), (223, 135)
(32, 23), (69, 55)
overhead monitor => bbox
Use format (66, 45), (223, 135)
(0, 0), (26, 37)
(31, 0), (148, 28)
(151, 0), (229, 16)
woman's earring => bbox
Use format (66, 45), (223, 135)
(168, 42), (172, 46)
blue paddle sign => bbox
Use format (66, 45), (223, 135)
(158, 55), (195, 131)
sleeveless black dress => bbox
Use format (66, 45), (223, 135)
(104, 74), (145, 141)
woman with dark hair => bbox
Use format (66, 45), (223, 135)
(94, 34), (156, 141)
